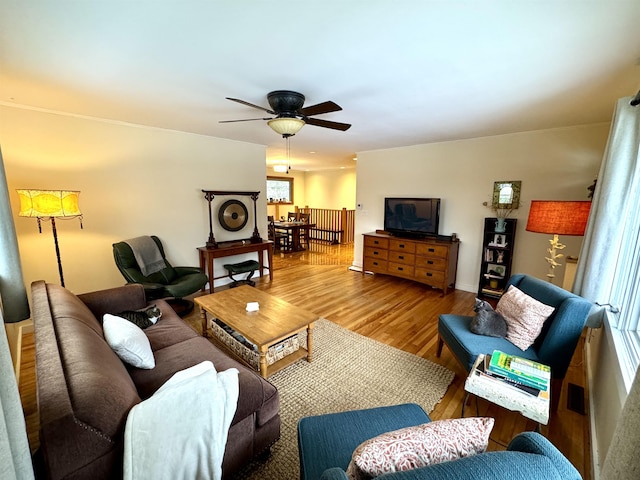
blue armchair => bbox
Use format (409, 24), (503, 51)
(297, 403), (581, 480)
(437, 274), (592, 409)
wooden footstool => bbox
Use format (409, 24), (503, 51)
(223, 260), (260, 287)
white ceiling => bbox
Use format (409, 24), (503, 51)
(1, 1), (640, 171)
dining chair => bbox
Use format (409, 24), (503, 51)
(298, 212), (311, 249)
(287, 212), (298, 221)
(268, 215), (289, 251)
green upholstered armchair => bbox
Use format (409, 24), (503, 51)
(112, 236), (208, 304)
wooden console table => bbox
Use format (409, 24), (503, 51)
(198, 240), (274, 293)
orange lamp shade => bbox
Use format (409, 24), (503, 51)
(525, 200), (591, 236)
(17, 190), (82, 218)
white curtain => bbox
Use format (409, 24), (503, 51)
(0, 303), (35, 480)
(0, 146), (34, 478)
(573, 97), (640, 325)
(575, 96), (640, 480)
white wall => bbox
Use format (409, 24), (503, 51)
(304, 169), (356, 210)
(354, 124), (609, 292)
(586, 324), (629, 477)
(1, 104), (268, 294)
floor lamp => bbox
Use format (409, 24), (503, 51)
(525, 200), (591, 283)
(17, 189), (82, 287)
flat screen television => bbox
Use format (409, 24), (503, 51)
(384, 197), (440, 238)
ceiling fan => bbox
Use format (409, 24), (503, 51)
(220, 90), (351, 137)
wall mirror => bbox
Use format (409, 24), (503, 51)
(492, 180), (521, 209)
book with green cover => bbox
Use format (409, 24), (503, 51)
(488, 351), (550, 391)
(509, 355), (551, 379)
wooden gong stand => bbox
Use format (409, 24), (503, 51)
(202, 190), (261, 248)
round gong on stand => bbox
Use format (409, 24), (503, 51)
(218, 199), (249, 232)
(202, 190), (262, 247)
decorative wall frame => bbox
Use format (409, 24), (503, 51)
(202, 190), (261, 248)
(492, 180), (521, 209)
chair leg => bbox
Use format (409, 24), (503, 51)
(436, 335), (444, 358)
(243, 270), (256, 287)
(551, 377), (563, 412)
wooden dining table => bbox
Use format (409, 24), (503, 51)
(273, 221), (315, 252)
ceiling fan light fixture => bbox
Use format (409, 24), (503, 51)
(267, 117), (305, 137)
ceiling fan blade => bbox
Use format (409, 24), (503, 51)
(219, 117), (272, 123)
(298, 101), (342, 116)
(226, 97), (276, 115)
(305, 117), (351, 131)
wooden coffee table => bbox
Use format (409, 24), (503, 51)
(195, 285), (319, 378)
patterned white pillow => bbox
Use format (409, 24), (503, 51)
(496, 285), (555, 351)
(346, 417), (494, 480)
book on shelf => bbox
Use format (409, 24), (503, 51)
(488, 350), (550, 391)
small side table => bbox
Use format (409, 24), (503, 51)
(463, 354), (550, 428)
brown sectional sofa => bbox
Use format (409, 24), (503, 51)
(32, 280), (280, 479)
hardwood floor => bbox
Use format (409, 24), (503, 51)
(18, 241), (591, 478)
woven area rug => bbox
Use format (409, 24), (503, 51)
(230, 319), (454, 479)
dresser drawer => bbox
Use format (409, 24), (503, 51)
(364, 236), (389, 249)
(364, 257), (388, 273)
(364, 247), (389, 260)
(416, 244), (448, 259)
(415, 256), (447, 271)
(415, 267), (445, 286)
(388, 262), (415, 278)
(389, 239), (417, 253)
(388, 252), (415, 265)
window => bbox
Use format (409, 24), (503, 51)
(608, 195), (640, 388)
(267, 176), (293, 204)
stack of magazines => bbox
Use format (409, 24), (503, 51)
(481, 350), (551, 396)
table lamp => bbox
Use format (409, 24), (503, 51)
(525, 200), (591, 283)
(17, 189), (82, 287)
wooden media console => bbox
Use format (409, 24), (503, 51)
(362, 231), (459, 294)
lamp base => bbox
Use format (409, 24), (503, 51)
(544, 234), (566, 284)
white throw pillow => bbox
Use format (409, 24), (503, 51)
(103, 314), (155, 369)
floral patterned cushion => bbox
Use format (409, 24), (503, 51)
(496, 285), (555, 351)
(346, 417), (494, 480)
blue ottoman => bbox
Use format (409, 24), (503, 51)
(297, 403), (431, 480)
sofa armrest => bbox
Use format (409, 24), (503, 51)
(508, 432), (582, 479)
(320, 468), (349, 480)
(78, 283), (148, 320)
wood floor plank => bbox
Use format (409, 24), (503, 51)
(19, 241), (590, 478)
